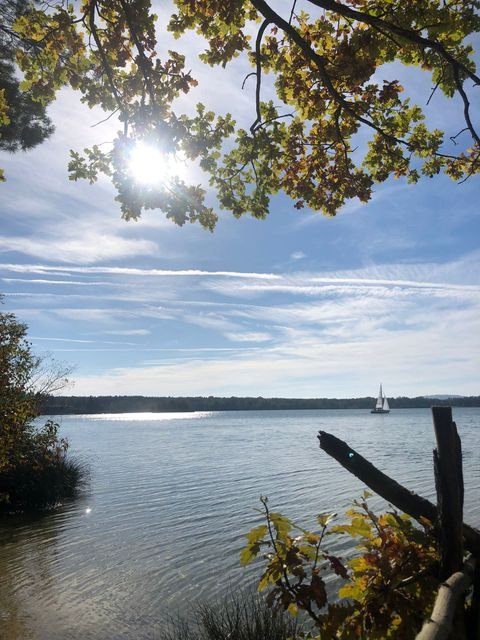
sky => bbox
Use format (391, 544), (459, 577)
(0, 5), (479, 399)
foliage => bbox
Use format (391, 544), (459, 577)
(0, 303), (83, 512)
(0, 0), (54, 160)
(241, 493), (440, 639)
(1, 1), (479, 225)
(160, 588), (301, 640)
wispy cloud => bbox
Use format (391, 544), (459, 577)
(31, 336), (139, 346)
(101, 329), (151, 336)
(0, 234), (158, 264)
(2, 278), (115, 286)
(2, 250), (479, 397)
(290, 251), (306, 260)
(0, 263), (281, 279)
(224, 331), (271, 343)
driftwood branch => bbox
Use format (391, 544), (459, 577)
(317, 431), (480, 556)
(416, 555), (476, 640)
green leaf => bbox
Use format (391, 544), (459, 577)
(246, 524), (268, 544)
(239, 542), (261, 566)
(317, 512), (337, 527)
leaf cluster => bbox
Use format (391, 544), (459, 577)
(240, 492), (440, 638)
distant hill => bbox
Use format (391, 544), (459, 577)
(39, 394), (480, 415)
(423, 394), (465, 400)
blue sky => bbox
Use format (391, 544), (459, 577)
(1, 8), (479, 398)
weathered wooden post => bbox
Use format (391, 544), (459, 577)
(432, 406), (464, 581)
(415, 406), (468, 639)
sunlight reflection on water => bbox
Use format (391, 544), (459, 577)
(82, 411), (215, 421)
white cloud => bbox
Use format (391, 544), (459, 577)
(224, 331), (271, 343)
(0, 234), (158, 264)
(2, 278), (114, 286)
(184, 313), (240, 332)
(102, 329), (151, 336)
(0, 263), (281, 279)
(290, 251), (306, 260)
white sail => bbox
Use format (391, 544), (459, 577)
(375, 384), (383, 409)
(383, 395), (390, 411)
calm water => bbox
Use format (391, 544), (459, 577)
(1, 408), (479, 639)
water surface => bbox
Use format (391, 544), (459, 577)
(1, 408), (479, 639)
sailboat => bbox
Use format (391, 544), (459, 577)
(371, 384), (390, 413)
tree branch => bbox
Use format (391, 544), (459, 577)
(250, 18), (270, 134)
(86, 1), (127, 129)
(250, 0), (405, 145)
(305, 0), (480, 87)
(453, 64), (480, 146)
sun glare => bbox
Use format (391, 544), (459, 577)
(128, 142), (188, 186)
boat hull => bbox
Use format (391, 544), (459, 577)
(371, 409), (390, 414)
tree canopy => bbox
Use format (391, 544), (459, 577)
(1, 0), (479, 228)
(0, 0), (54, 161)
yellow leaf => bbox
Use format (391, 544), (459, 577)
(338, 583), (364, 602)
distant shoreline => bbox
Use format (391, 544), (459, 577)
(39, 394), (480, 415)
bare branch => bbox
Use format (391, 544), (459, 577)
(250, 18), (271, 135)
(453, 65), (480, 146)
(288, 0), (298, 25)
(242, 72), (257, 90)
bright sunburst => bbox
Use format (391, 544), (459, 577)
(128, 142), (188, 186)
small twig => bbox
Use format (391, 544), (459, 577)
(426, 74), (443, 106)
(288, 0), (298, 25)
(91, 108), (120, 127)
(449, 127), (468, 144)
(241, 72), (257, 90)
(261, 497), (294, 592)
(255, 112), (295, 131)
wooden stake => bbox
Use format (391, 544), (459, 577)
(432, 406), (464, 580)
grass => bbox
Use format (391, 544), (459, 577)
(160, 589), (303, 640)
(0, 453), (88, 513)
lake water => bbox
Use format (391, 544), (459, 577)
(1, 408), (480, 639)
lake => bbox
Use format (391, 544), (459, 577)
(1, 408), (479, 639)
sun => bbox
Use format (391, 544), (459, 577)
(128, 142), (188, 186)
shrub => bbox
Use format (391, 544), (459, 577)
(241, 494), (440, 639)
(0, 448), (88, 513)
(0, 303), (86, 513)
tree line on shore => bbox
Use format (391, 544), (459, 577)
(40, 394), (480, 415)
